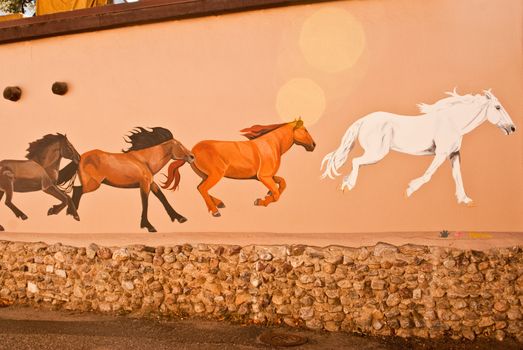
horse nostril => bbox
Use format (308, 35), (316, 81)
(511, 126), (516, 132)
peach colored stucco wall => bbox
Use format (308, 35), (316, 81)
(0, 0), (521, 234)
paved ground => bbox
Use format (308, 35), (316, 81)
(0, 231), (521, 251)
(0, 306), (521, 350)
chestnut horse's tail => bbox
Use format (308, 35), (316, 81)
(162, 160), (185, 190)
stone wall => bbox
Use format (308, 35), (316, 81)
(0, 240), (522, 341)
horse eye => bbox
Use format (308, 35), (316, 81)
(495, 105), (501, 110)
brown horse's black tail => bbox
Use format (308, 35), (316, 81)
(58, 161), (79, 186)
(161, 160), (185, 190)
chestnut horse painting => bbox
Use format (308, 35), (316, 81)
(61, 127), (194, 232)
(162, 119), (316, 217)
(0, 133), (81, 231)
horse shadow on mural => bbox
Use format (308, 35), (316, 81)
(0, 133), (81, 231)
(60, 127), (194, 232)
(162, 118), (316, 217)
(320, 89), (516, 204)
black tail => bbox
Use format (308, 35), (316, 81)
(58, 161), (79, 186)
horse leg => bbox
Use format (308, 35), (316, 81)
(197, 173), (224, 217)
(139, 181), (156, 232)
(341, 127), (392, 191)
(255, 176), (280, 207)
(274, 176), (287, 194)
(151, 182), (187, 223)
(0, 192), (3, 230)
(1, 181), (28, 220)
(72, 186), (83, 210)
(210, 196), (226, 208)
(44, 185), (80, 221)
(71, 171), (104, 212)
(450, 151), (472, 204)
(267, 176), (287, 196)
(191, 163), (226, 211)
(406, 152), (447, 197)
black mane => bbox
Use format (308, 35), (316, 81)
(123, 127), (173, 153)
(26, 134), (65, 160)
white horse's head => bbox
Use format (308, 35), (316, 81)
(483, 90), (516, 135)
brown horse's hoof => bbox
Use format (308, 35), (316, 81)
(146, 226), (157, 233)
(177, 216), (188, 223)
(21, 214), (28, 220)
(0, 225), (4, 231)
(212, 211), (221, 217)
(47, 207), (55, 216)
(73, 215), (80, 221)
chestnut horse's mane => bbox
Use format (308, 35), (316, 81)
(240, 122), (287, 140)
(123, 127), (173, 153)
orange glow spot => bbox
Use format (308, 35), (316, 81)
(300, 7), (365, 73)
(276, 78), (326, 126)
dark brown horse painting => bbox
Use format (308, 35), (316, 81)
(0, 134), (81, 231)
(64, 127), (194, 232)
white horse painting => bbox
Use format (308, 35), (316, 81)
(321, 89), (516, 204)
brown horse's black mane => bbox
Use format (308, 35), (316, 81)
(123, 127), (173, 153)
(26, 134), (65, 160)
(240, 122), (287, 140)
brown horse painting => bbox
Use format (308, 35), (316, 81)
(0, 134), (81, 231)
(62, 127), (194, 232)
(162, 119), (316, 217)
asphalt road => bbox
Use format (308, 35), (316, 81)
(0, 306), (520, 350)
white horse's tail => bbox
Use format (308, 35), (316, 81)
(320, 119), (363, 179)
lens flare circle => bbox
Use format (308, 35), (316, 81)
(276, 78), (326, 126)
(300, 7), (365, 73)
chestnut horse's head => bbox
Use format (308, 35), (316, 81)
(292, 118), (316, 152)
(170, 138), (195, 163)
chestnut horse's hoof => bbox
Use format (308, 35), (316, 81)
(217, 202), (226, 209)
(212, 211), (221, 217)
(177, 216), (188, 223)
(0, 225), (4, 231)
(254, 199), (262, 206)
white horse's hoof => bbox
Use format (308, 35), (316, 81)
(458, 197), (474, 206)
(464, 200), (475, 207)
(339, 183), (351, 193)
(406, 187), (414, 197)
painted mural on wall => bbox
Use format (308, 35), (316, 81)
(0, 1), (521, 234)
(0, 134), (81, 231)
(62, 127), (194, 233)
(162, 119), (316, 217)
(321, 90), (516, 204)
(0, 123), (315, 232)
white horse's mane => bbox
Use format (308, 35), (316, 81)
(417, 89), (485, 114)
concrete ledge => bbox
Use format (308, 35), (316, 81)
(0, 231), (521, 251)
